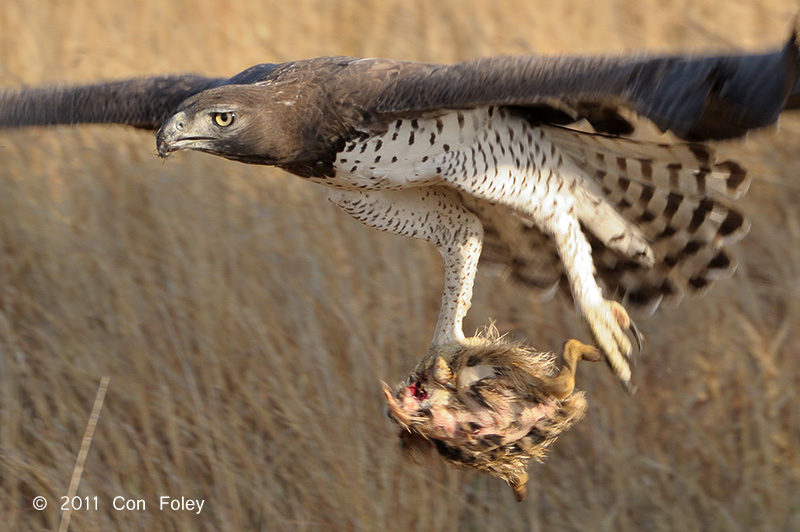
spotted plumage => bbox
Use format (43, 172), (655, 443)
(329, 105), (749, 384)
(1, 19), (799, 391)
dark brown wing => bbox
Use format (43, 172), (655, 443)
(0, 63), (281, 131)
(357, 19), (800, 141)
(1, 18), (798, 144)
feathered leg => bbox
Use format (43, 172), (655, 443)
(328, 186), (483, 346)
(441, 177), (636, 390)
(550, 204), (637, 390)
(436, 118), (639, 390)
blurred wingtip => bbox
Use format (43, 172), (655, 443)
(793, 10), (800, 41)
(784, 11), (800, 109)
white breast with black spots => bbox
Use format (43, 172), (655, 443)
(332, 108), (495, 190)
(334, 107), (645, 256)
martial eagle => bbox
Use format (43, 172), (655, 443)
(1, 21), (799, 392)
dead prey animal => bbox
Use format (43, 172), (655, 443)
(384, 336), (601, 501)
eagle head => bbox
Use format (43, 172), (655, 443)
(156, 84), (309, 166)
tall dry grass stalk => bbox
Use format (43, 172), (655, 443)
(58, 376), (109, 532)
(1, 1), (799, 530)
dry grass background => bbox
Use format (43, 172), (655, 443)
(0, 0), (799, 530)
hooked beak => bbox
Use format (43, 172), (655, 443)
(156, 111), (210, 158)
(156, 111), (185, 157)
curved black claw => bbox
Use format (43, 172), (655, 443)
(621, 377), (638, 395)
(629, 317), (645, 358)
(617, 316), (644, 394)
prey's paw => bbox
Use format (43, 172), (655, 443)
(583, 299), (637, 393)
(563, 338), (603, 363)
(535, 339), (603, 399)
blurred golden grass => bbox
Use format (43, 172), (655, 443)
(1, 1), (800, 530)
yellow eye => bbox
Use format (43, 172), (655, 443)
(213, 112), (234, 127)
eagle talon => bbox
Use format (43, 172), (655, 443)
(620, 378), (638, 395)
(609, 299), (631, 330)
(629, 317), (644, 357)
(583, 299), (636, 389)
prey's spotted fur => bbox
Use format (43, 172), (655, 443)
(384, 334), (601, 501)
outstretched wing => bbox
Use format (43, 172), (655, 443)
(2, 19), (798, 152)
(360, 20), (800, 141)
(0, 63), (280, 130)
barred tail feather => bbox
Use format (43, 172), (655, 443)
(477, 126), (752, 315)
(550, 126), (750, 313)
(542, 125), (751, 200)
